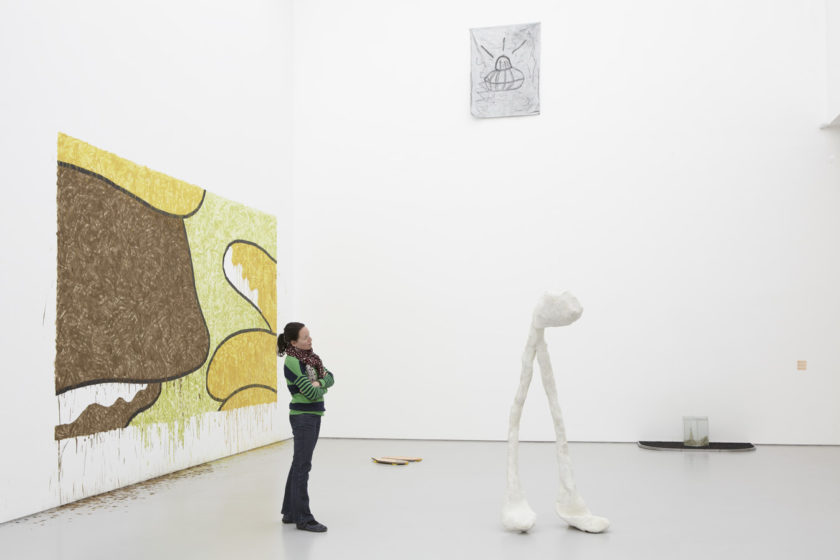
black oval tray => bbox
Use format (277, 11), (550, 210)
(638, 441), (755, 452)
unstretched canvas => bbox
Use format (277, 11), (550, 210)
(470, 22), (541, 118)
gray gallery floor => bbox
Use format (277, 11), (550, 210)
(2, 439), (839, 560)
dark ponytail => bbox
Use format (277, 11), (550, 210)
(277, 322), (305, 356)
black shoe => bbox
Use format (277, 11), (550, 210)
(296, 519), (328, 533)
(282, 516), (295, 524)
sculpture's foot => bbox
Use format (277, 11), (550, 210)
(501, 496), (537, 532)
(556, 510), (610, 533)
(555, 494), (609, 533)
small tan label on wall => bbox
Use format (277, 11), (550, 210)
(797, 360), (807, 371)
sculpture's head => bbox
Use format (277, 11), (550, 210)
(532, 291), (583, 328)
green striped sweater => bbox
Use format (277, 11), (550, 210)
(283, 355), (335, 415)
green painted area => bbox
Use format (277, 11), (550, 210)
(131, 191), (277, 433)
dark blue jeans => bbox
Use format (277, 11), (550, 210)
(282, 413), (322, 524)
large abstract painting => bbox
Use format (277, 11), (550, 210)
(55, 133), (278, 440)
(470, 22), (541, 118)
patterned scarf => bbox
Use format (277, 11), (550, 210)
(284, 345), (326, 381)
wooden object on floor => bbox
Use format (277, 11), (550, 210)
(371, 457), (409, 465)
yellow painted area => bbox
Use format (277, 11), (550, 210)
(231, 242), (277, 331)
(131, 192), (278, 429)
(57, 133), (204, 216)
(206, 330), (277, 401)
(220, 387), (277, 411)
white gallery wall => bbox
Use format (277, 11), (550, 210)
(2, 0), (840, 527)
(293, 0), (840, 444)
(0, 1), (293, 524)
(827, 0), (840, 124)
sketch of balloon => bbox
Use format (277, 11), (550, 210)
(484, 55), (525, 91)
(480, 37), (528, 92)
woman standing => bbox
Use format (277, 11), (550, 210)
(278, 322), (335, 533)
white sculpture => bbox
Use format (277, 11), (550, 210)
(502, 291), (610, 534)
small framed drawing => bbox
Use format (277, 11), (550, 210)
(470, 22), (540, 118)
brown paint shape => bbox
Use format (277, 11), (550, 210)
(55, 165), (210, 439)
(56, 165), (209, 393)
(55, 383), (162, 440)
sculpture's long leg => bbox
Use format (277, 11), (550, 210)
(501, 328), (538, 531)
(535, 331), (610, 533)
